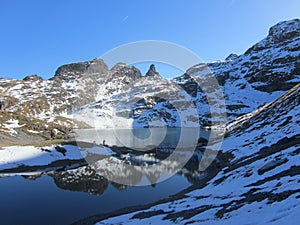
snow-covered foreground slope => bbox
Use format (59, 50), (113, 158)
(92, 84), (299, 224)
(0, 144), (114, 172)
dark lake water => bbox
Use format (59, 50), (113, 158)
(0, 173), (191, 225)
(0, 128), (209, 225)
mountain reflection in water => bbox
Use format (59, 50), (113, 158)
(21, 145), (218, 196)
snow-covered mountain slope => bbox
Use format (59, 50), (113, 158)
(91, 83), (300, 225)
(0, 59), (106, 142)
(73, 64), (199, 128)
(174, 18), (300, 125)
(0, 59), (145, 140)
(0, 59), (107, 117)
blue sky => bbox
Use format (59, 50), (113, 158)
(0, 0), (299, 79)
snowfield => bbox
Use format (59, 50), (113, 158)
(0, 144), (115, 172)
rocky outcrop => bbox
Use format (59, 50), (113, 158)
(0, 95), (18, 111)
(111, 63), (142, 80)
(52, 58), (109, 81)
(225, 53), (239, 61)
(23, 74), (43, 82)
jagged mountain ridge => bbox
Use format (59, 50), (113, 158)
(73, 18), (300, 128)
(0, 19), (299, 139)
(174, 18), (299, 124)
(0, 59), (142, 141)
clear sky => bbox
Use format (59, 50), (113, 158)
(0, 0), (299, 79)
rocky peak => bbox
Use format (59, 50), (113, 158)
(23, 74), (43, 82)
(145, 64), (160, 77)
(110, 63), (142, 81)
(86, 59), (109, 76)
(268, 18), (300, 43)
(111, 63), (127, 72)
(51, 59), (108, 81)
(225, 53), (239, 61)
(52, 61), (89, 80)
(245, 18), (300, 54)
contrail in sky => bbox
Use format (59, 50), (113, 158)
(121, 16), (129, 23)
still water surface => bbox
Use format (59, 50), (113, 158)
(0, 128), (207, 225)
(0, 174), (190, 225)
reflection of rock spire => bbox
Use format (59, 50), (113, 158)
(111, 182), (127, 190)
(145, 171), (161, 187)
